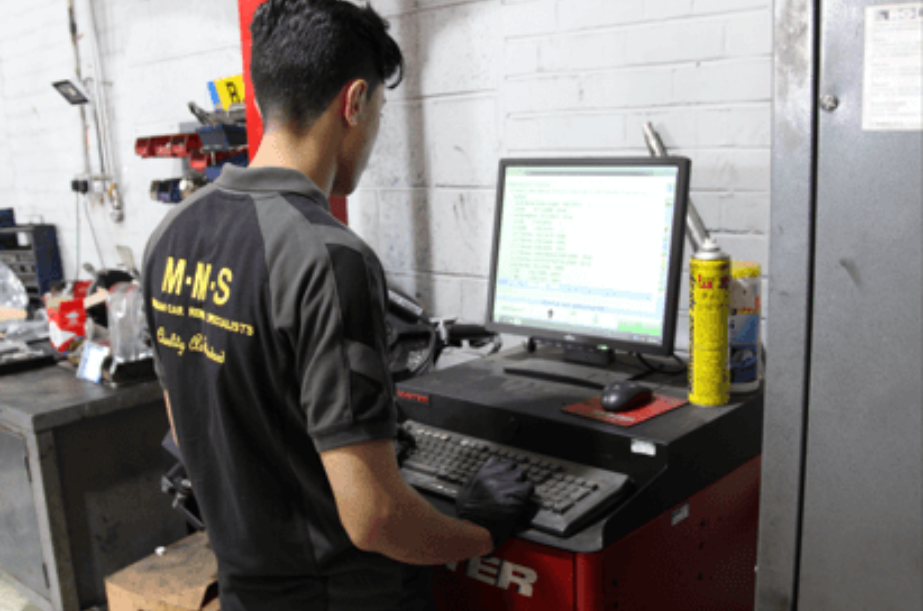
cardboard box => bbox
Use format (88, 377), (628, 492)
(105, 532), (220, 611)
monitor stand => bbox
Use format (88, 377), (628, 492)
(526, 337), (615, 366)
(501, 338), (617, 390)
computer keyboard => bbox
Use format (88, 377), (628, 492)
(400, 421), (631, 537)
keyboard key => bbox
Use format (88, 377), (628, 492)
(403, 460), (439, 476)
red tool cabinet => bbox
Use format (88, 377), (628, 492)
(430, 458), (760, 610)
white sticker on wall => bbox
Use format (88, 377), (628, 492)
(631, 439), (657, 457)
(863, 3), (923, 131)
(672, 503), (690, 526)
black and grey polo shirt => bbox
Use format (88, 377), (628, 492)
(142, 166), (429, 611)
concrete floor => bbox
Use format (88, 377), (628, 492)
(0, 573), (42, 611)
(0, 573), (108, 611)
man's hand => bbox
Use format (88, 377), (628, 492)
(393, 423), (417, 467)
(455, 457), (535, 551)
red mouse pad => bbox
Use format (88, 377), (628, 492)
(562, 394), (688, 427)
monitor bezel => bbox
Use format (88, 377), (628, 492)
(485, 156), (691, 357)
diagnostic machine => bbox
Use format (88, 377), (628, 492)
(397, 157), (763, 610)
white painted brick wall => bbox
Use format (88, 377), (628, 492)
(364, 98), (429, 187)
(501, 0), (556, 37)
(725, 8), (773, 56)
(644, 0), (693, 21)
(582, 67), (676, 109)
(425, 95), (500, 187)
(377, 187), (495, 276)
(1, 0), (773, 355)
(1, 0), (85, 255)
(358, 0), (773, 351)
(556, 0), (645, 31)
(536, 29), (628, 73)
(694, 0), (768, 15)
(625, 18), (726, 66)
(503, 74), (583, 113)
(0, 0), (242, 279)
(673, 57), (773, 104)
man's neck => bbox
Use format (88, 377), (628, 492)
(249, 121), (340, 196)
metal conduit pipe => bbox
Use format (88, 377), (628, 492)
(82, 0), (123, 222)
(67, 0), (91, 186)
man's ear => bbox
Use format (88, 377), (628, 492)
(342, 80), (369, 127)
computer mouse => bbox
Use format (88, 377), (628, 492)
(600, 382), (653, 413)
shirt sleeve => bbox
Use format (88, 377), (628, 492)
(300, 242), (398, 452)
(257, 201), (397, 453)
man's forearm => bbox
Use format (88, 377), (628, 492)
(322, 439), (494, 564)
(366, 484), (493, 565)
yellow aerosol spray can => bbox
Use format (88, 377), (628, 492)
(688, 238), (731, 406)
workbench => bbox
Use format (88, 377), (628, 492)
(0, 365), (187, 611)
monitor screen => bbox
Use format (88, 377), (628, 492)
(486, 157), (691, 357)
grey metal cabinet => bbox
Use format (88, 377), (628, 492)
(0, 427), (49, 600)
(0, 367), (187, 611)
(758, 1), (922, 609)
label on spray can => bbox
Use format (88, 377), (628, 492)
(729, 262), (762, 392)
(688, 239), (730, 407)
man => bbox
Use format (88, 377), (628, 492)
(142, 1), (534, 610)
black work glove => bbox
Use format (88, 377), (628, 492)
(394, 423), (417, 467)
(456, 457), (535, 551)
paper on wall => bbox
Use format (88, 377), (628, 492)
(863, 3), (923, 131)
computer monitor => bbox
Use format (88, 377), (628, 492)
(485, 157), (691, 359)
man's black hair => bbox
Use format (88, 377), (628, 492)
(250, 0), (404, 132)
